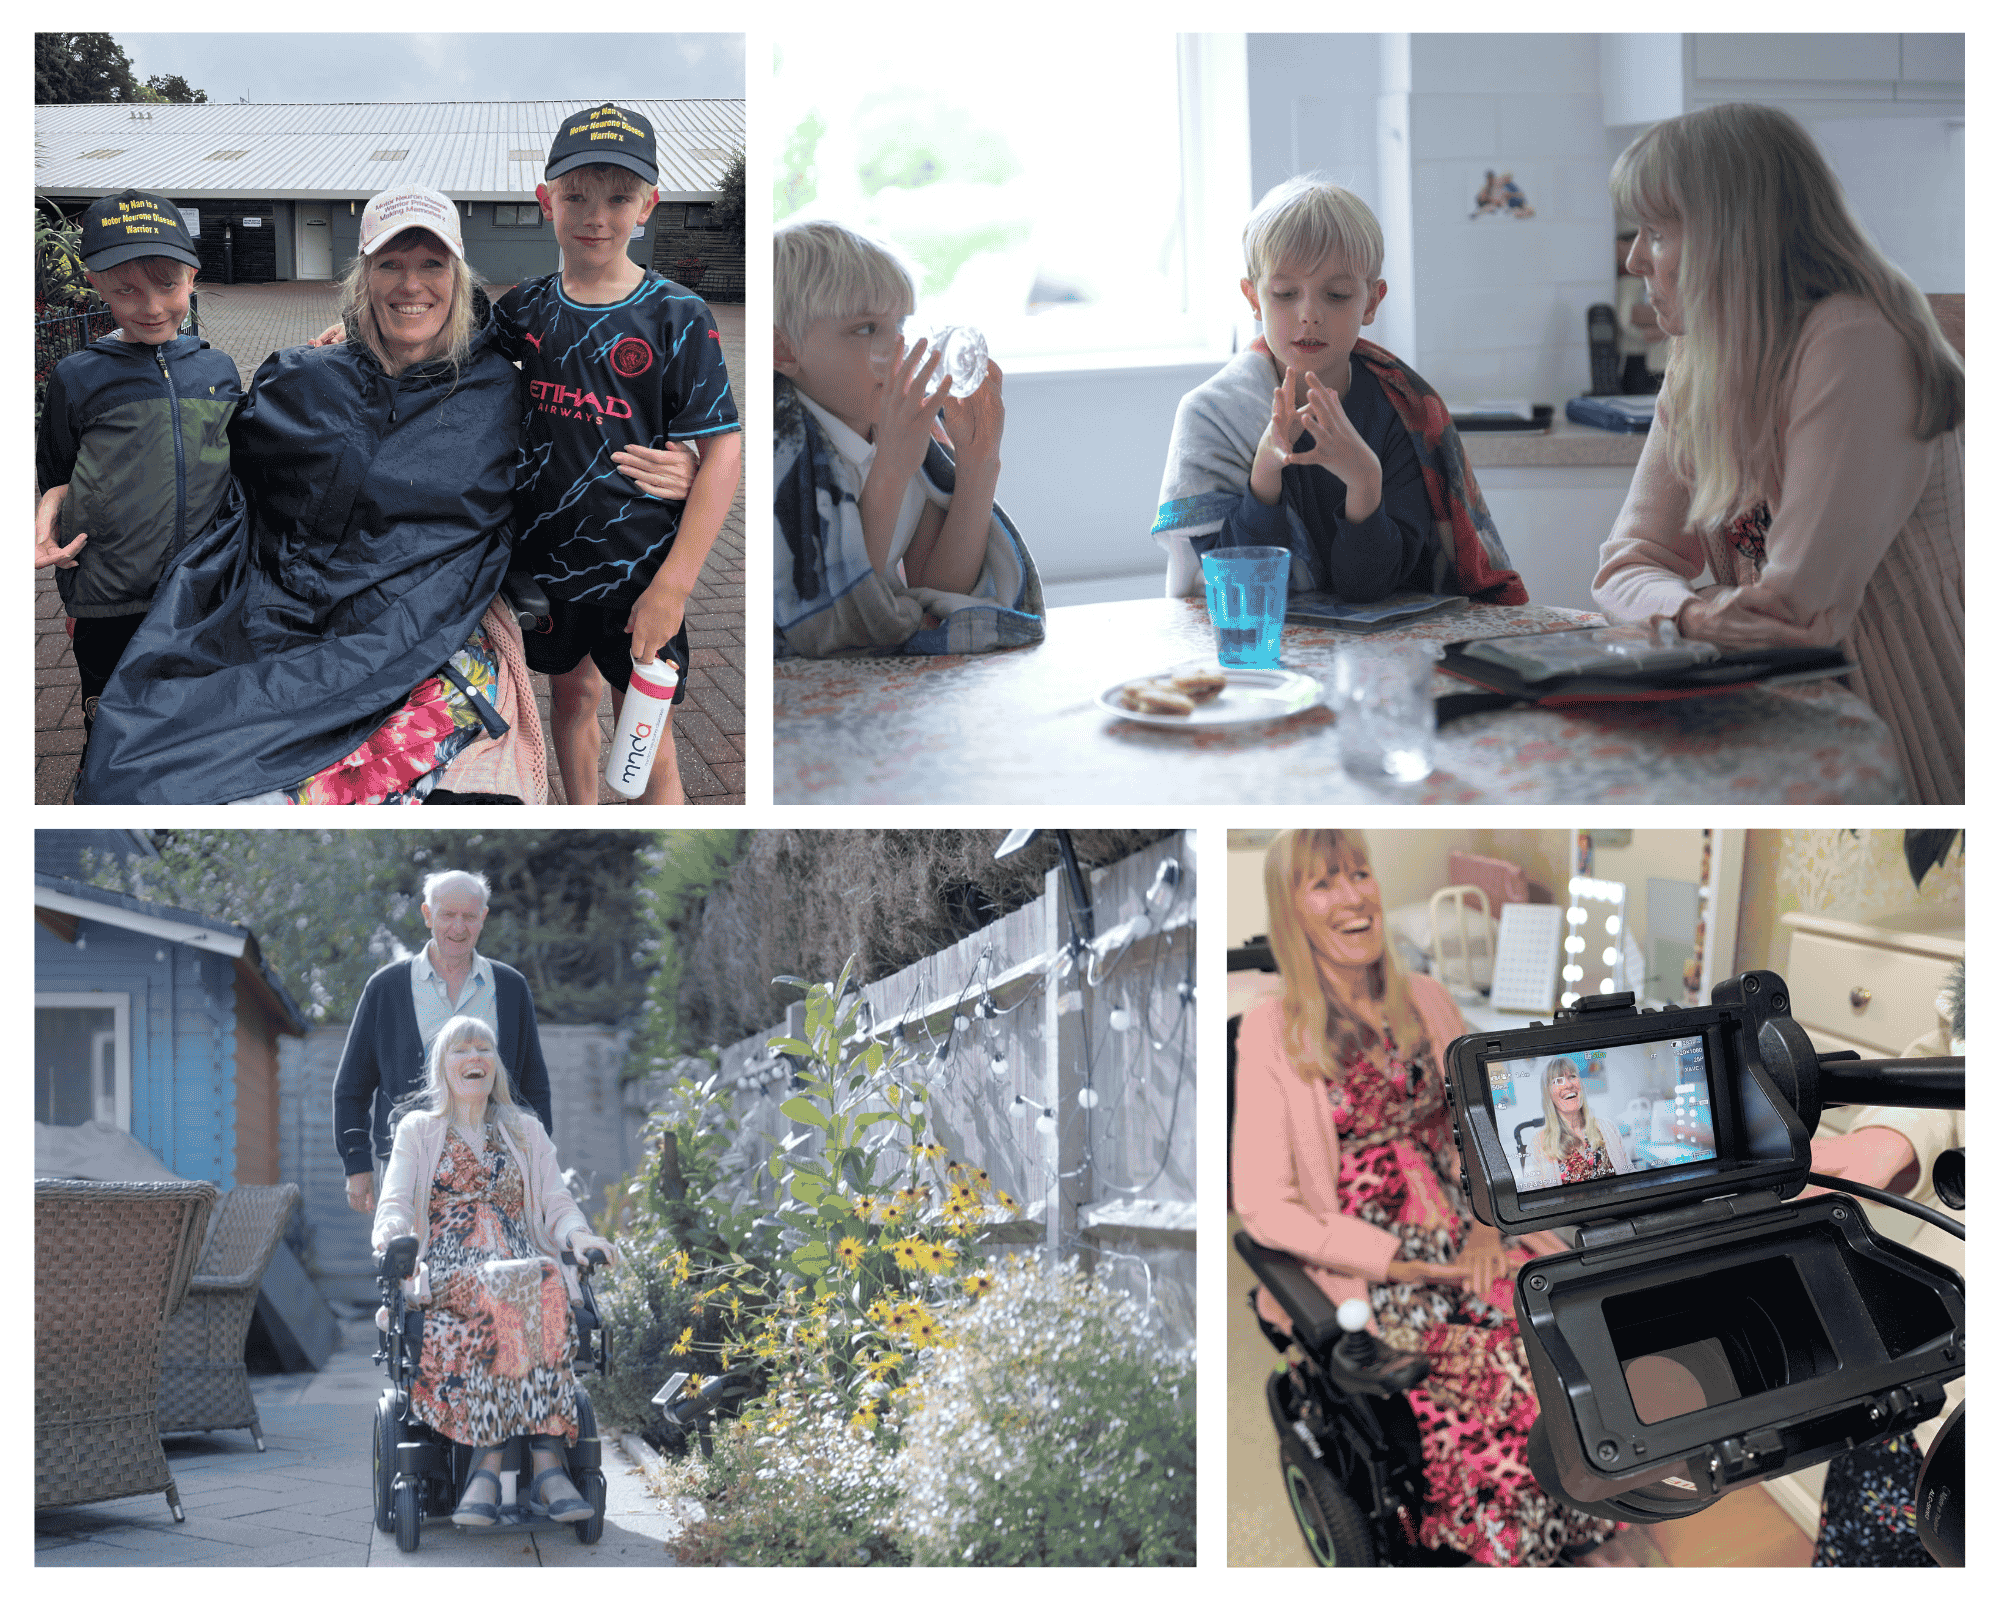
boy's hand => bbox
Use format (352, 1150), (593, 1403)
(938, 361), (1004, 471)
(873, 336), (948, 484)
(1276, 372), (1379, 485)
(306, 322), (346, 348)
(613, 441), (697, 500)
(625, 583), (689, 666)
(35, 484), (84, 569)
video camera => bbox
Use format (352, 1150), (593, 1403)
(1443, 971), (1963, 1560)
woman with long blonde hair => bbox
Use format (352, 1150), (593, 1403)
(1593, 102), (1963, 803)
(375, 1015), (620, 1527)
(1234, 830), (1633, 1565)
(1523, 1057), (1632, 1188)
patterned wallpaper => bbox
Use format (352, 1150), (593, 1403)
(1734, 830), (1965, 976)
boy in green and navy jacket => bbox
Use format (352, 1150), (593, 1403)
(36, 189), (241, 721)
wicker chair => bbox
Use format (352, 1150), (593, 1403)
(36, 1179), (218, 1523)
(157, 1183), (302, 1451)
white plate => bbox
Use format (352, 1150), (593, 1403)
(1097, 665), (1322, 728)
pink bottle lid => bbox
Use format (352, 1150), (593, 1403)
(627, 656), (678, 702)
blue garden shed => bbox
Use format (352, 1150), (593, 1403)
(35, 871), (307, 1188)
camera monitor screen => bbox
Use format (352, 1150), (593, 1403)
(1484, 1036), (1715, 1193)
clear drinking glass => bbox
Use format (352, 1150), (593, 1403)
(1332, 641), (1442, 783)
(867, 323), (989, 396)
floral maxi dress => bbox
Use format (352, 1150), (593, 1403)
(1327, 1031), (1619, 1565)
(411, 1128), (578, 1447)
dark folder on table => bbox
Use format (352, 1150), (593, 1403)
(1287, 590), (1469, 632)
(1436, 627), (1851, 724)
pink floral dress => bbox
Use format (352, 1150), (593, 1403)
(1326, 1030), (1617, 1565)
(410, 1128), (577, 1447)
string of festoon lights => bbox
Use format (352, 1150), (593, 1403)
(730, 842), (1196, 1254)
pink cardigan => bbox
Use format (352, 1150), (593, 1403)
(1234, 974), (1557, 1330)
(372, 1108), (591, 1303)
(1593, 295), (1963, 803)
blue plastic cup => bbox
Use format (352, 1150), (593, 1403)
(1200, 546), (1290, 669)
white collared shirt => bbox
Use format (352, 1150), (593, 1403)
(797, 391), (950, 572)
(410, 943), (498, 1053)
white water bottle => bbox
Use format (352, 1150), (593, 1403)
(606, 655), (678, 798)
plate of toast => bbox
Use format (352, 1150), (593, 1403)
(1097, 662), (1323, 728)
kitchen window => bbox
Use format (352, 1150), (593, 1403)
(774, 33), (1246, 369)
(493, 204), (542, 229)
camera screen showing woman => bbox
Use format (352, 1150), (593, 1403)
(1496, 1038), (1714, 1191)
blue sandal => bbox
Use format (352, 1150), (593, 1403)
(527, 1465), (592, 1523)
(451, 1467), (505, 1527)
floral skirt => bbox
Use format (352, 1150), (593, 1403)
(1341, 1137), (1618, 1565)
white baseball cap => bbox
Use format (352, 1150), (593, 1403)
(358, 186), (465, 259)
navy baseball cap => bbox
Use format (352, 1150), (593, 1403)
(545, 104), (658, 185)
(80, 189), (201, 272)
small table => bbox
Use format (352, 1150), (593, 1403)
(774, 598), (1907, 804)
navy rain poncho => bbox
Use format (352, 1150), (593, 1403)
(77, 312), (521, 804)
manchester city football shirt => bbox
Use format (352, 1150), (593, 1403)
(494, 270), (739, 608)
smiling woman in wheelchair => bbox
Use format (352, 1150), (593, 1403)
(1236, 831), (1638, 1566)
(374, 1014), (620, 1527)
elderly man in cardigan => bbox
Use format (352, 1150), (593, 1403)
(335, 869), (554, 1212)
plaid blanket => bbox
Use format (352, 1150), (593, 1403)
(775, 375), (1045, 657)
(1150, 338), (1527, 604)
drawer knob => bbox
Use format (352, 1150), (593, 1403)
(1849, 986), (1871, 1009)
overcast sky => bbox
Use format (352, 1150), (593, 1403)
(118, 34), (744, 103)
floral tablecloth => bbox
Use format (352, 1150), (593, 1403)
(774, 598), (1907, 804)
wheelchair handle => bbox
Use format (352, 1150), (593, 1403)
(378, 1234), (420, 1281)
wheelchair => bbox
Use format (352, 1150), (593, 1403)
(1236, 1230), (1470, 1568)
(371, 1234), (613, 1552)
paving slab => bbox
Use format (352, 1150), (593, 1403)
(36, 286), (745, 807)
(36, 1317), (678, 1566)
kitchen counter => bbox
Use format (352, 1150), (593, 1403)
(1461, 414), (1648, 469)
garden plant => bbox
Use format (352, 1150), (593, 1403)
(604, 966), (1196, 1565)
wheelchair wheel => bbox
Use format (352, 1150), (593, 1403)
(1280, 1433), (1377, 1567)
(575, 1472), (607, 1544)
(394, 1479), (422, 1553)
(372, 1396), (398, 1534)
(572, 1388), (607, 1544)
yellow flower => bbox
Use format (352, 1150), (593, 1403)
(850, 1407), (878, 1434)
(671, 1325), (695, 1356)
(889, 1238), (923, 1271)
(833, 1236), (867, 1270)
(948, 1181), (976, 1207)
(908, 1315), (943, 1350)
(867, 1295), (897, 1324)
(882, 1302), (916, 1334)
(948, 1217), (977, 1238)
(851, 1194), (877, 1221)
(920, 1241), (958, 1275)
(963, 1269), (996, 1298)
(946, 1160), (966, 1182)
(727, 1292), (742, 1316)
(969, 1168), (993, 1193)
(866, 1351), (903, 1379)
(995, 1188), (1023, 1216)
(876, 1201), (908, 1226)
(895, 1183), (930, 1209)
(685, 1373), (705, 1397)
(916, 1140), (948, 1163)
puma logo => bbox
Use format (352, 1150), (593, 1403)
(524, 332), (543, 351)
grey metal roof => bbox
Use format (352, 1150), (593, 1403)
(35, 99), (743, 202)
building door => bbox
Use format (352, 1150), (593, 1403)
(297, 202), (333, 280)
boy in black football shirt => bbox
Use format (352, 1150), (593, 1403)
(494, 104), (742, 804)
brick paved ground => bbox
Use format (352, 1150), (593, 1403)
(35, 282), (746, 807)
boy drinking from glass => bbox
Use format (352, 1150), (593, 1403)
(773, 218), (1042, 657)
(1152, 176), (1525, 606)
